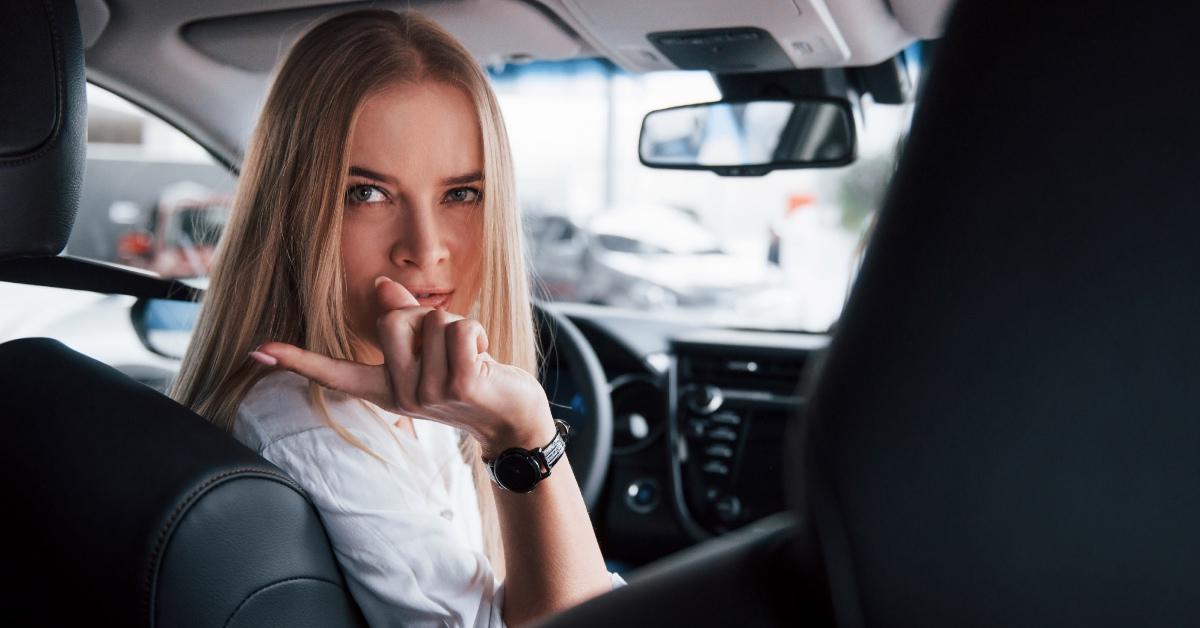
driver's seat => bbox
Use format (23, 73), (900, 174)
(0, 2), (366, 625)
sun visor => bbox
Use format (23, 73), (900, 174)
(182, 0), (584, 74)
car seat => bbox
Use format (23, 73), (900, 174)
(0, 1), (367, 625)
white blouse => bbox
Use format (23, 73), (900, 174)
(233, 370), (625, 628)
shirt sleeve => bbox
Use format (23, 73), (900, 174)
(259, 426), (625, 628)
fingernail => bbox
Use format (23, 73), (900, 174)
(374, 276), (390, 288)
(249, 350), (278, 366)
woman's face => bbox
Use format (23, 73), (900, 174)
(341, 81), (484, 362)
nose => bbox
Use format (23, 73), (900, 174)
(389, 202), (449, 269)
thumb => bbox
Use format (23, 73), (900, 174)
(375, 275), (419, 310)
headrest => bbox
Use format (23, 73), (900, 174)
(0, 0), (86, 260)
(802, 0), (1200, 626)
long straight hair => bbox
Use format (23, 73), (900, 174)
(169, 9), (538, 578)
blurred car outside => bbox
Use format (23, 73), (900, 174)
(116, 181), (231, 279)
(526, 204), (788, 323)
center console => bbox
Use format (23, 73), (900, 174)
(668, 329), (828, 537)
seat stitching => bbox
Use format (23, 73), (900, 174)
(142, 468), (308, 627)
(222, 576), (348, 628)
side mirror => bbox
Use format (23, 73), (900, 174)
(638, 98), (855, 176)
(130, 297), (200, 360)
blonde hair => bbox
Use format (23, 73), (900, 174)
(169, 9), (538, 578)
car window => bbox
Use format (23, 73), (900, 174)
(0, 84), (236, 388)
(492, 59), (914, 332)
(68, 84), (235, 279)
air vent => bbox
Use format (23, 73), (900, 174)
(679, 352), (808, 394)
(610, 374), (666, 453)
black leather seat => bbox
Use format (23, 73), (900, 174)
(543, 0), (1200, 626)
(803, 1), (1200, 625)
(0, 2), (366, 625)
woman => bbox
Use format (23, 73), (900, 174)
(170, 9), (623, 627)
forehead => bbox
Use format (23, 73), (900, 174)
(349, 81), (482, 184)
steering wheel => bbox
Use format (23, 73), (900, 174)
(533, 304), (612, 511)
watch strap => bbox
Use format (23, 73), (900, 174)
(539, 419), (569, 471)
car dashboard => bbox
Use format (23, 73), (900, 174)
(551, 303), (828, 566)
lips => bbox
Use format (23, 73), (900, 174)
(408, 288), (453, 309)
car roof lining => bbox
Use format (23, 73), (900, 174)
(81, 0), (951, 168)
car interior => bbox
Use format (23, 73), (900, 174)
(6, 0), (1200, 626)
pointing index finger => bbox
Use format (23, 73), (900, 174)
(254, 341), (392, 407)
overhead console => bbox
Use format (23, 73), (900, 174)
(668, 329), (828, 538)
(547, 0), (953, 73)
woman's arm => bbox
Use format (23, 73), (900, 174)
(253, 276), (618, 626)
(481, 422), (614, 626)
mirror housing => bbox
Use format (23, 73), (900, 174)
(130, 297), (200, 360)
(638, 98), (856, 176)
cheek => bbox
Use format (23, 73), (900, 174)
(445, 211), (484, 308)
(446, 231), (479, 273)
(340, 217), (388, 328)
(340, 225), (369, 292)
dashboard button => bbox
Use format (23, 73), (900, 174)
(702, 461), (730, 475)
(708, 427), (738, 442)
(714, 495), (743, 524)
(705, 444), (734, 458)
(711, 411), (741, 426)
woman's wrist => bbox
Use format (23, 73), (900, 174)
(479, 409), (558, 460)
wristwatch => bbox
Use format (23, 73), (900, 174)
(484, 419), (570, 493)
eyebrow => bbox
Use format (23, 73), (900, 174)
(347, 167), (484, 188)
(348, 166), (397, 186)
(442, 171), (484, 186)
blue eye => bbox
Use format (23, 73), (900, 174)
(444, 187), (482, 205)
(347, 184), (388, 205)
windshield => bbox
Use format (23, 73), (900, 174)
(492, 58), (914, 332)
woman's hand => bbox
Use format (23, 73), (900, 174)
(250, 276), (554, 457)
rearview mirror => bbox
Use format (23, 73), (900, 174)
(638, 98), (855, 176)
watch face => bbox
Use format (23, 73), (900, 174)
(495, 452), (542, 492)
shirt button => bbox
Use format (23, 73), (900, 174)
(439, 509), (454, 521)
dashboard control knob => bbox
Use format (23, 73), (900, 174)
(685, 384), (723, 415)
(714, 494), (743, 524)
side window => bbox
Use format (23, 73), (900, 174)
(69, 84), (235, 279)
(0, 85), (237, 391)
